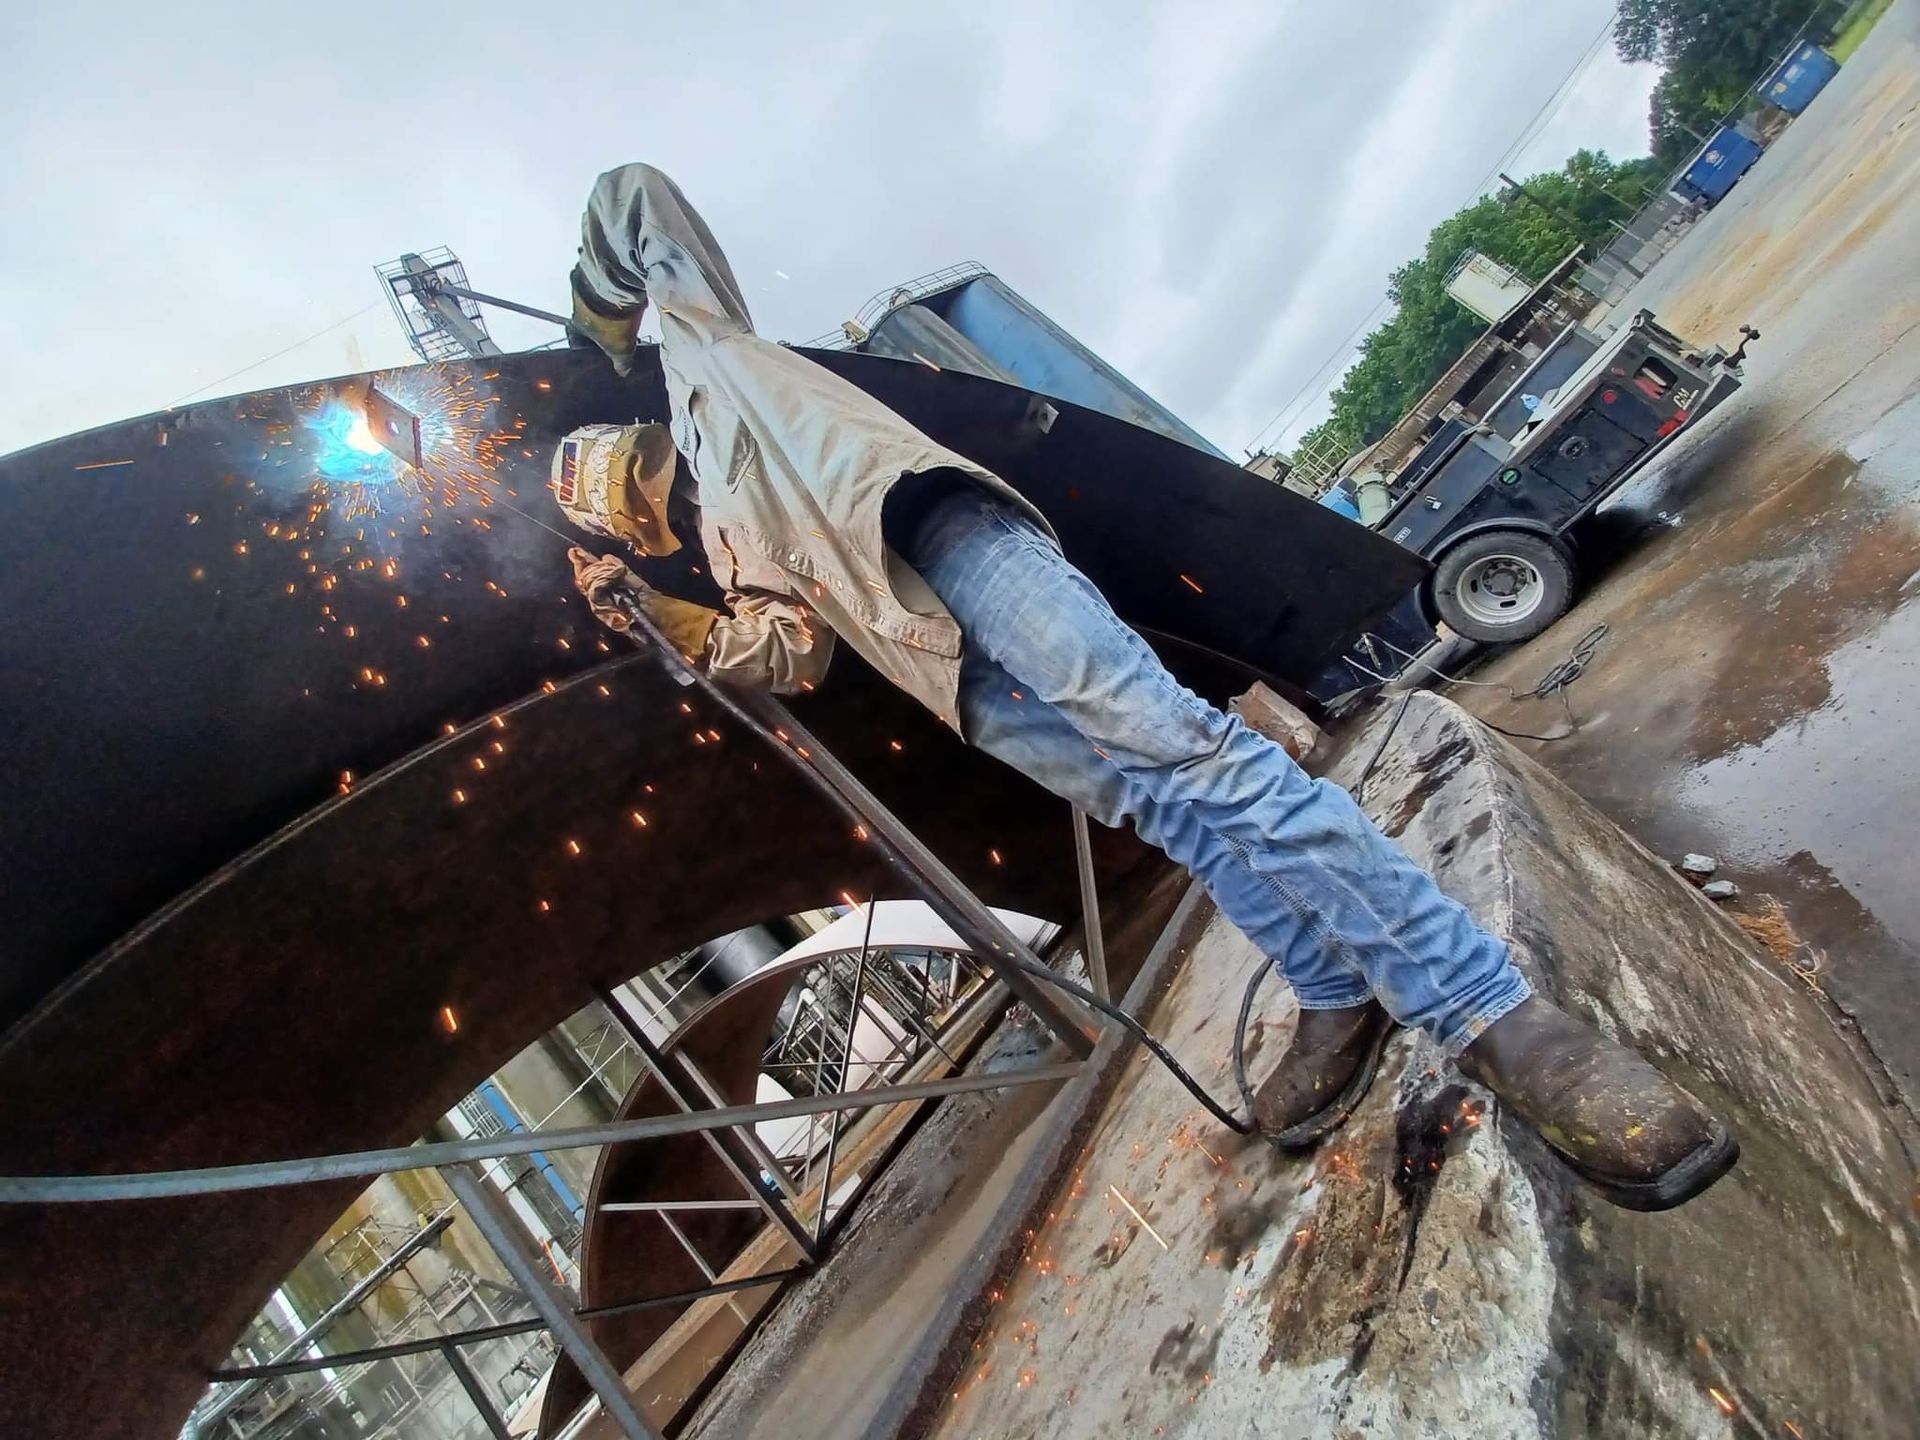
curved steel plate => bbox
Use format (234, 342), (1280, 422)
(0, 346), (1421, 1440)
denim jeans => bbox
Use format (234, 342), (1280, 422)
(895, 486), (1530, 1055)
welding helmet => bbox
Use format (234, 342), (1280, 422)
(551, 422), (681, 558)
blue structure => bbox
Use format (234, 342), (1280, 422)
(1674, 124), (1766, 205)
(1317, 482), (1363, 522)
(826, 264), (1227, 458)
(1762, 42), (1840, 115)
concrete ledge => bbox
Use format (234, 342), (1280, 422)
(924, 691), (1919, 1439)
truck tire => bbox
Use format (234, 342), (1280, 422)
(1430, 530), (1574, 644)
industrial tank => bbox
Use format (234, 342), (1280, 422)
(820, 264), (1226, 459)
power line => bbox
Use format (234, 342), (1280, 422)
(1243, 7), (1622, 456)
(170, 301), (385, 406)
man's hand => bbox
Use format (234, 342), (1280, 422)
(568, 546), (641, 632)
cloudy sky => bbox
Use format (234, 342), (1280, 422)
(0, 1), (1655, 460)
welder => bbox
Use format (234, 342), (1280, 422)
(555, 163), (1736, 1212)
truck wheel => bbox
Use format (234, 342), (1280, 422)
(1430, 531), (1574, 644)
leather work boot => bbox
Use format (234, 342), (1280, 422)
(1458, 996), (1739, 1212)
(1254, 998), (1395, 1151)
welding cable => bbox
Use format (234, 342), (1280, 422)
(997, 952), (1263, 1136)
(1353, 691), (1417, 803)
(1360, 624), (1611, 743)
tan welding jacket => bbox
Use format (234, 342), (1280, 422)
(566, 163), (1056, 732)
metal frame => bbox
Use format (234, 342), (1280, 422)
(608, 593), (1098, 1057)
(4, 587), (1117, 1439)
(596, 984), (819, 1260)
(0, 1064), (1083, 1204)
(446, 1164), (663, 1440)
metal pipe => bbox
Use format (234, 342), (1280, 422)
(814, 904), (874, 1240)
(1070, 809), (1112, 1002)
(572, 1267), (804, 1323)
(435, 282), (571, 330)
(877, 952), (960, 1071)
(674, 1049), (805, 1202)
(193, 1211), (456, 1431)
(659, 1211), (752, 1326)
(596, 987), (817, 1260)
(209, 1272), (809, 1387)
(209, 1317), (547, 1382)
(0, 1064), (1084, 1203)
(599, 1200), (763, 1214)
(609, 593), (1097, 1056)
(445, 1164), (663, 1440)
(441, 1340), (513, 1440)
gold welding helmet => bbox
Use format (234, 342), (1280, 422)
(550, 422), (681, 557)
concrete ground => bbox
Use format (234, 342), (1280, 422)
(1459, 0), (1920, 1111)
(926, 694), (1918, 1439)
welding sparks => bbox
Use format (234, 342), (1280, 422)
(1707, 1387), (1735, 1417)
(630, 811), (649, 828)
(440, 1006), (459, 1034)
(1107, 1185), (1168, 1250)
(1179, 573), (1204, 593)
(73, 458), (136, 470)
(566, 838), (582, 856)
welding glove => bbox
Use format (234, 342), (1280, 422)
(567, 546), (718, 661)
(568, 266), (642, 378)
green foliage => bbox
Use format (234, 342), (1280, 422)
(1294, 150), (1662, 464)
(1615, 0), (1844, 162)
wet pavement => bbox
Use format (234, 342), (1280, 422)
(1459, 2), (1920, 1110)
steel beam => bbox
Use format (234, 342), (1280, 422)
(735, 682), (1101, 1057)
(814, 907), (875, 1240)
(205, 1271), (807, 1383)
(599, 1200), (763, 1214)
(0, 1063), (1084, 1202)
(1071, 809), (1112, 1002)
(597, 986), (818, 1260)
(610, 594), (1099, 1057)
(572, 1267), (804, 1323)
(209, 1317), (547, 1382)
(674, 1049), (805, 1202)
(445, 1164), (662, 1440)
(442, 1340), (513, 1440)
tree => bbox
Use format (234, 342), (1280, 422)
(1293, 150), (1662, 464)
(1614, 0), (1842, 162)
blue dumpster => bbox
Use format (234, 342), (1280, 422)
(1675, 125), (1765, 205)
(1762, 42), (1840, 115)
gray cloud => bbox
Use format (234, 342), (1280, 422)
(0, 0), (1653, 459)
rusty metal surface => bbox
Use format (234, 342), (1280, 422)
(0, 347), (1423, 1030)
(0, 346), (1423, 1440)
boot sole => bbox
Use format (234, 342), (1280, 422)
(1264, 1020), (1396, 1153)
(1556, 1118), (1741, 1212)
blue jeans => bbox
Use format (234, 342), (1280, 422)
(896, 487), (1530, 1055)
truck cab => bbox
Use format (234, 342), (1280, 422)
(1373, 309), (1745, 643)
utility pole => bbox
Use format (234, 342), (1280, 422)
(1498, 172), (1599, 240)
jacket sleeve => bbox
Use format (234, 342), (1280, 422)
(705, 581), (836, 695)
(574, 164), (754, 331)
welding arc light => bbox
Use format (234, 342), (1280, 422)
(344, 415), (383, 455)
